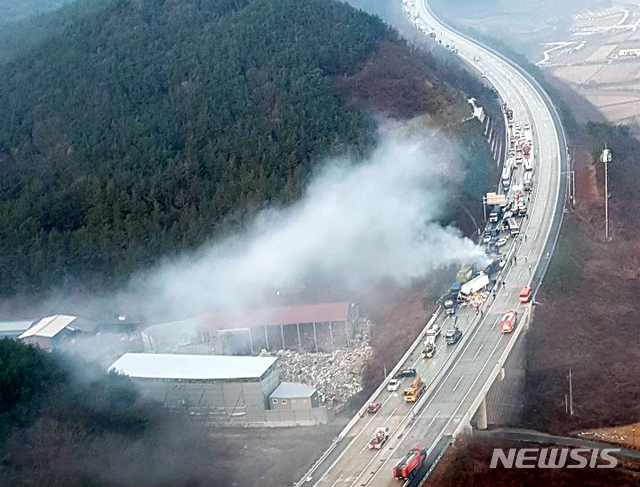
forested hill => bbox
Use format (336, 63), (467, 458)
(0, 0), (493, 296)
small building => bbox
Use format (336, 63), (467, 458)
(109, 353), (280, 424)
(19, 315), (96, 350)
(270, 382), (319, 411)
(0, 320), (35, 339)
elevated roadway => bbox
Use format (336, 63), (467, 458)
(297, 1), (568, 486)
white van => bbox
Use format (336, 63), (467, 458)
(501, 165), (512, 188)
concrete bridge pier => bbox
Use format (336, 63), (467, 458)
(473, 397), (488, 430)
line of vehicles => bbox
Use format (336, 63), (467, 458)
(353, 31), (535, 480)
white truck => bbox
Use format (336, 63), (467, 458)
(369, 426), (390, 449)
(457, 273), (490, 301)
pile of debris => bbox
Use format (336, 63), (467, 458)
(273, 339), (372, 405)
(464, 291), (490, 310)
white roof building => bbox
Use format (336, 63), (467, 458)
(270, 382), (316, 398)
(19, 315), (79, 339)
(0, 320), (35, 338)
(109, 353), (278, 381)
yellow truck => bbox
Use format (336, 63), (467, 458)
(403, 376), (425, 402)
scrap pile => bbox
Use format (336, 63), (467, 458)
(273, 339), (372, 405)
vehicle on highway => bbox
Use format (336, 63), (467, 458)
(488, 205), (502, 223)
(518, 201), (527, 216)
(519, 285), (532, 303)
(369, 426), (389, 449)
(524, 171), (533, 191)
(473, 55), (480, 61)
(395, 368), (417, 378)
(501, 165), (512, 189)
(422, 338), (436, 359)
(366, 402), (381, 414)
(445, 327), (462, 345)
(458, 273), (490, 301)
(496, 237), (508, 247)
(403, 376), (425, 402)
(444, 298), (456, 315)
(505, 217), (520, 236)
(499, 310), (517, 333)
(426, 323), (441, 341)
(392, 446), (426, 480)
(482, 232), (492, 244)
(524, 157), (534, 172)
(387, 378), (400, 392)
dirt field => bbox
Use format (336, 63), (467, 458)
(210, 423), (347, 487)
(541, 1), (640, 136)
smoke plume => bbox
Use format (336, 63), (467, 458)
(124, 127), (484, 320)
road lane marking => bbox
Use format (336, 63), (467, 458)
(452, 375), (464, 392)
(385, 407), (398, 424)
(330, 476), (342, 487)
(428, 411), (440, 427)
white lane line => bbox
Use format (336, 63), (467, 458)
(330, 476), (343, 487)
(385, 407), (398, 424)
(428, 411), (440, 427)
(518, 269), (523, 279)
(452, 375), (464, 392)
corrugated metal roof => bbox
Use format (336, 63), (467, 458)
(270, 382), (316, 398)
(203, 302), (351, 330)
(19, 315), (77, 339)
(0, 320), (34, 334)
(109, 353), (278, 380)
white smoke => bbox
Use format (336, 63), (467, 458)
(127, 129), (484, 319)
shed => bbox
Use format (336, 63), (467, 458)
(269, 382), (319, 411)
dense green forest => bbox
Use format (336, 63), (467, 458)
(0, 339), (228, 486)
(0, 0), (494, 297)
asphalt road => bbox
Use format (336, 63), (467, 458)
(298, 2), (566, 486)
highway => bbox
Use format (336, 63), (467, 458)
(297, 1), (567, 486)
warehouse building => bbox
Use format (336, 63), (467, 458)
(0, 320), (35, 339)
(109, 353), (330, 426)
(109, 353), (280, 424)
(19, 315), (97, 350)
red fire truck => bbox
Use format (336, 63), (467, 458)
(392, 446), (426, 480)
(499, 310), (517, 333)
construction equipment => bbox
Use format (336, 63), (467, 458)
(392, 446), (427, 479)
(369, 426), (389, 449)
(403, 376), (425, 402)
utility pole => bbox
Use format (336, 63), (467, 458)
(568, 367), (574, 416)
(600, 146), (612, 242)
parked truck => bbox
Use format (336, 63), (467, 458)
(393, 446), (426, 480)
(369, 426), (389, 449)
(457, 273), (490, 301)
(403, 376), (425, 402)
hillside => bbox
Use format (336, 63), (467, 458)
(0, 0), (495, 298)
